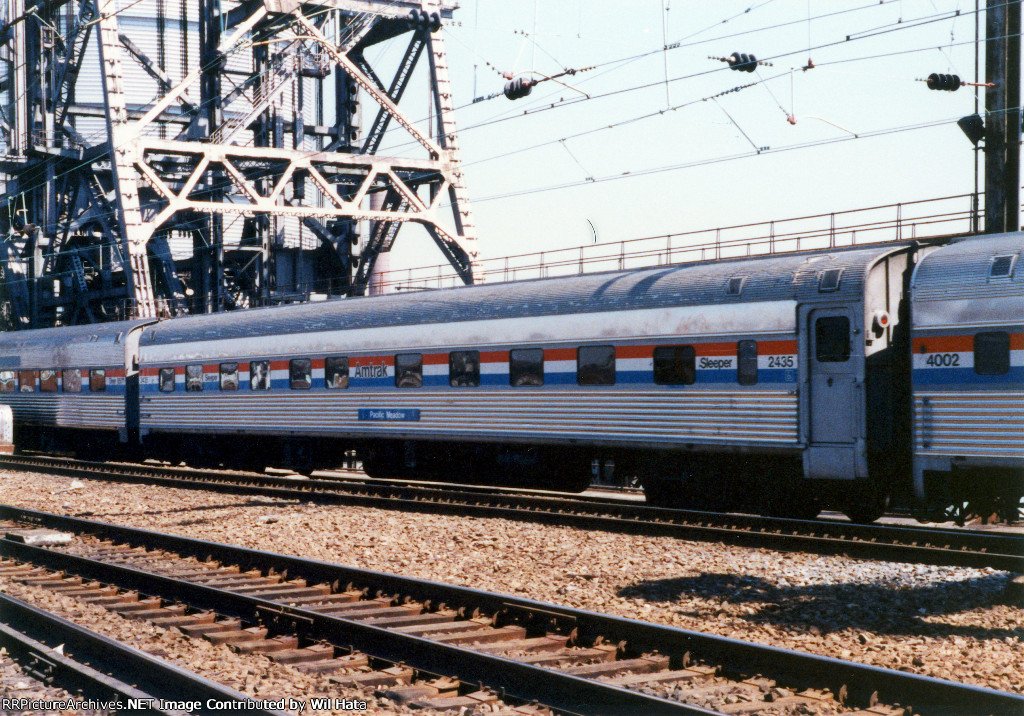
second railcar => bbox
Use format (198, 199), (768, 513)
(132, 242), (915, 520)
(910, 235), (1024, 522)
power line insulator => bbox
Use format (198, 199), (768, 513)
(503, 77), (533, 100)
(926, 73), (961, 91)
(727, 52), (758, 73)
(408, 9), (442, 32)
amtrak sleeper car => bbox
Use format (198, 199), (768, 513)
(129, 242), (917, 521)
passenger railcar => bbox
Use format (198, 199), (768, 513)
(0, 320), (148, 453)
(0, 232), (1020, 523)
(130, 241), (915, 520)
(909, 235), (1023, 521)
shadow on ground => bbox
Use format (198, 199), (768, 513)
(618, 572), (1022, 639)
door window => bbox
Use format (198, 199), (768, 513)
(815, 316), (850, 362)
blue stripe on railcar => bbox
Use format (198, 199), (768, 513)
(912, 366), (1024, 386)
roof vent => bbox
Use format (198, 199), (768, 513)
(726, 276), (746, 296)
(989, 255), (1016, 279)
(818, 269), (843, 292)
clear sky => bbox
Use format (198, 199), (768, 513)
(373, 0), (1015, 279)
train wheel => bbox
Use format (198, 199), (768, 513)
(842, 492), (888, 524)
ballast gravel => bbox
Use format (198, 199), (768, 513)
(0, 647), (113, 716)
(0, 469), (1021, 700)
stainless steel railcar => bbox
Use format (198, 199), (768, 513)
(1, 234), (1020, 522)
(129, 241), (916, 520)
(0, 320), (149, 453)
(910, 235), (1023, 521)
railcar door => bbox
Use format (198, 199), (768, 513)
(804, 308), (863, 479)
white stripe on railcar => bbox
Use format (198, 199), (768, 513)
(140, 302), (797, 364)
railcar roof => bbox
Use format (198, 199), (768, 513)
(911, 232), (1024, 302)
(141, 243), (911, 346)
(0, 319), (149, 368)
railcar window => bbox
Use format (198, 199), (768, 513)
(510, 348), (544, 386)
(220, 363), (239, 391)
(18, 370), (35, 392)
(737, 341), (758, 385)
(250, 361), (271, 390)
(974, 331), (1010, 375)
(395, 353), (423, 388)
(818, 269), (843, 292)
(62, 369), (82, 393)
(325, 357), (349, 389)
(290, 359), (312, 389)
(653, 346), (696, 385)
(815, 317), (850, 362)
(989, 255), (1015, 279)
(159, 367), (176, 392)
(0, 371), (14, 392)
(39, 370), (58, 392)
(89, 369), (106, 392)
(185, 365), (204, 392)
(577, 345), (616, 385)
(449, 350), (480, 387)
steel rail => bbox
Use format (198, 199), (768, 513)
(0, 592), (288, 716)
(0, 509), (715, 715)
(1, 505), (1021, 716)
(3, 454), (1022, 572)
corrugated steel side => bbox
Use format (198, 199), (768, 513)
(914, 391), (1024, 459)
(911, 233), (1024, 470)
(140, 390), (799, 448)
(0, 394), (123, 429)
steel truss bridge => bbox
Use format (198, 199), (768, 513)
(0, 0), (478, 328)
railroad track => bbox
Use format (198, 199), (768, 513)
(1, 505), (1021, 716)
(3, 454), (1022, 572)
(0, 590), (285, 715)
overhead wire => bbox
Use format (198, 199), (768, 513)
(469, 111), (1023, 205)
(378, 2), (1009, 157)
